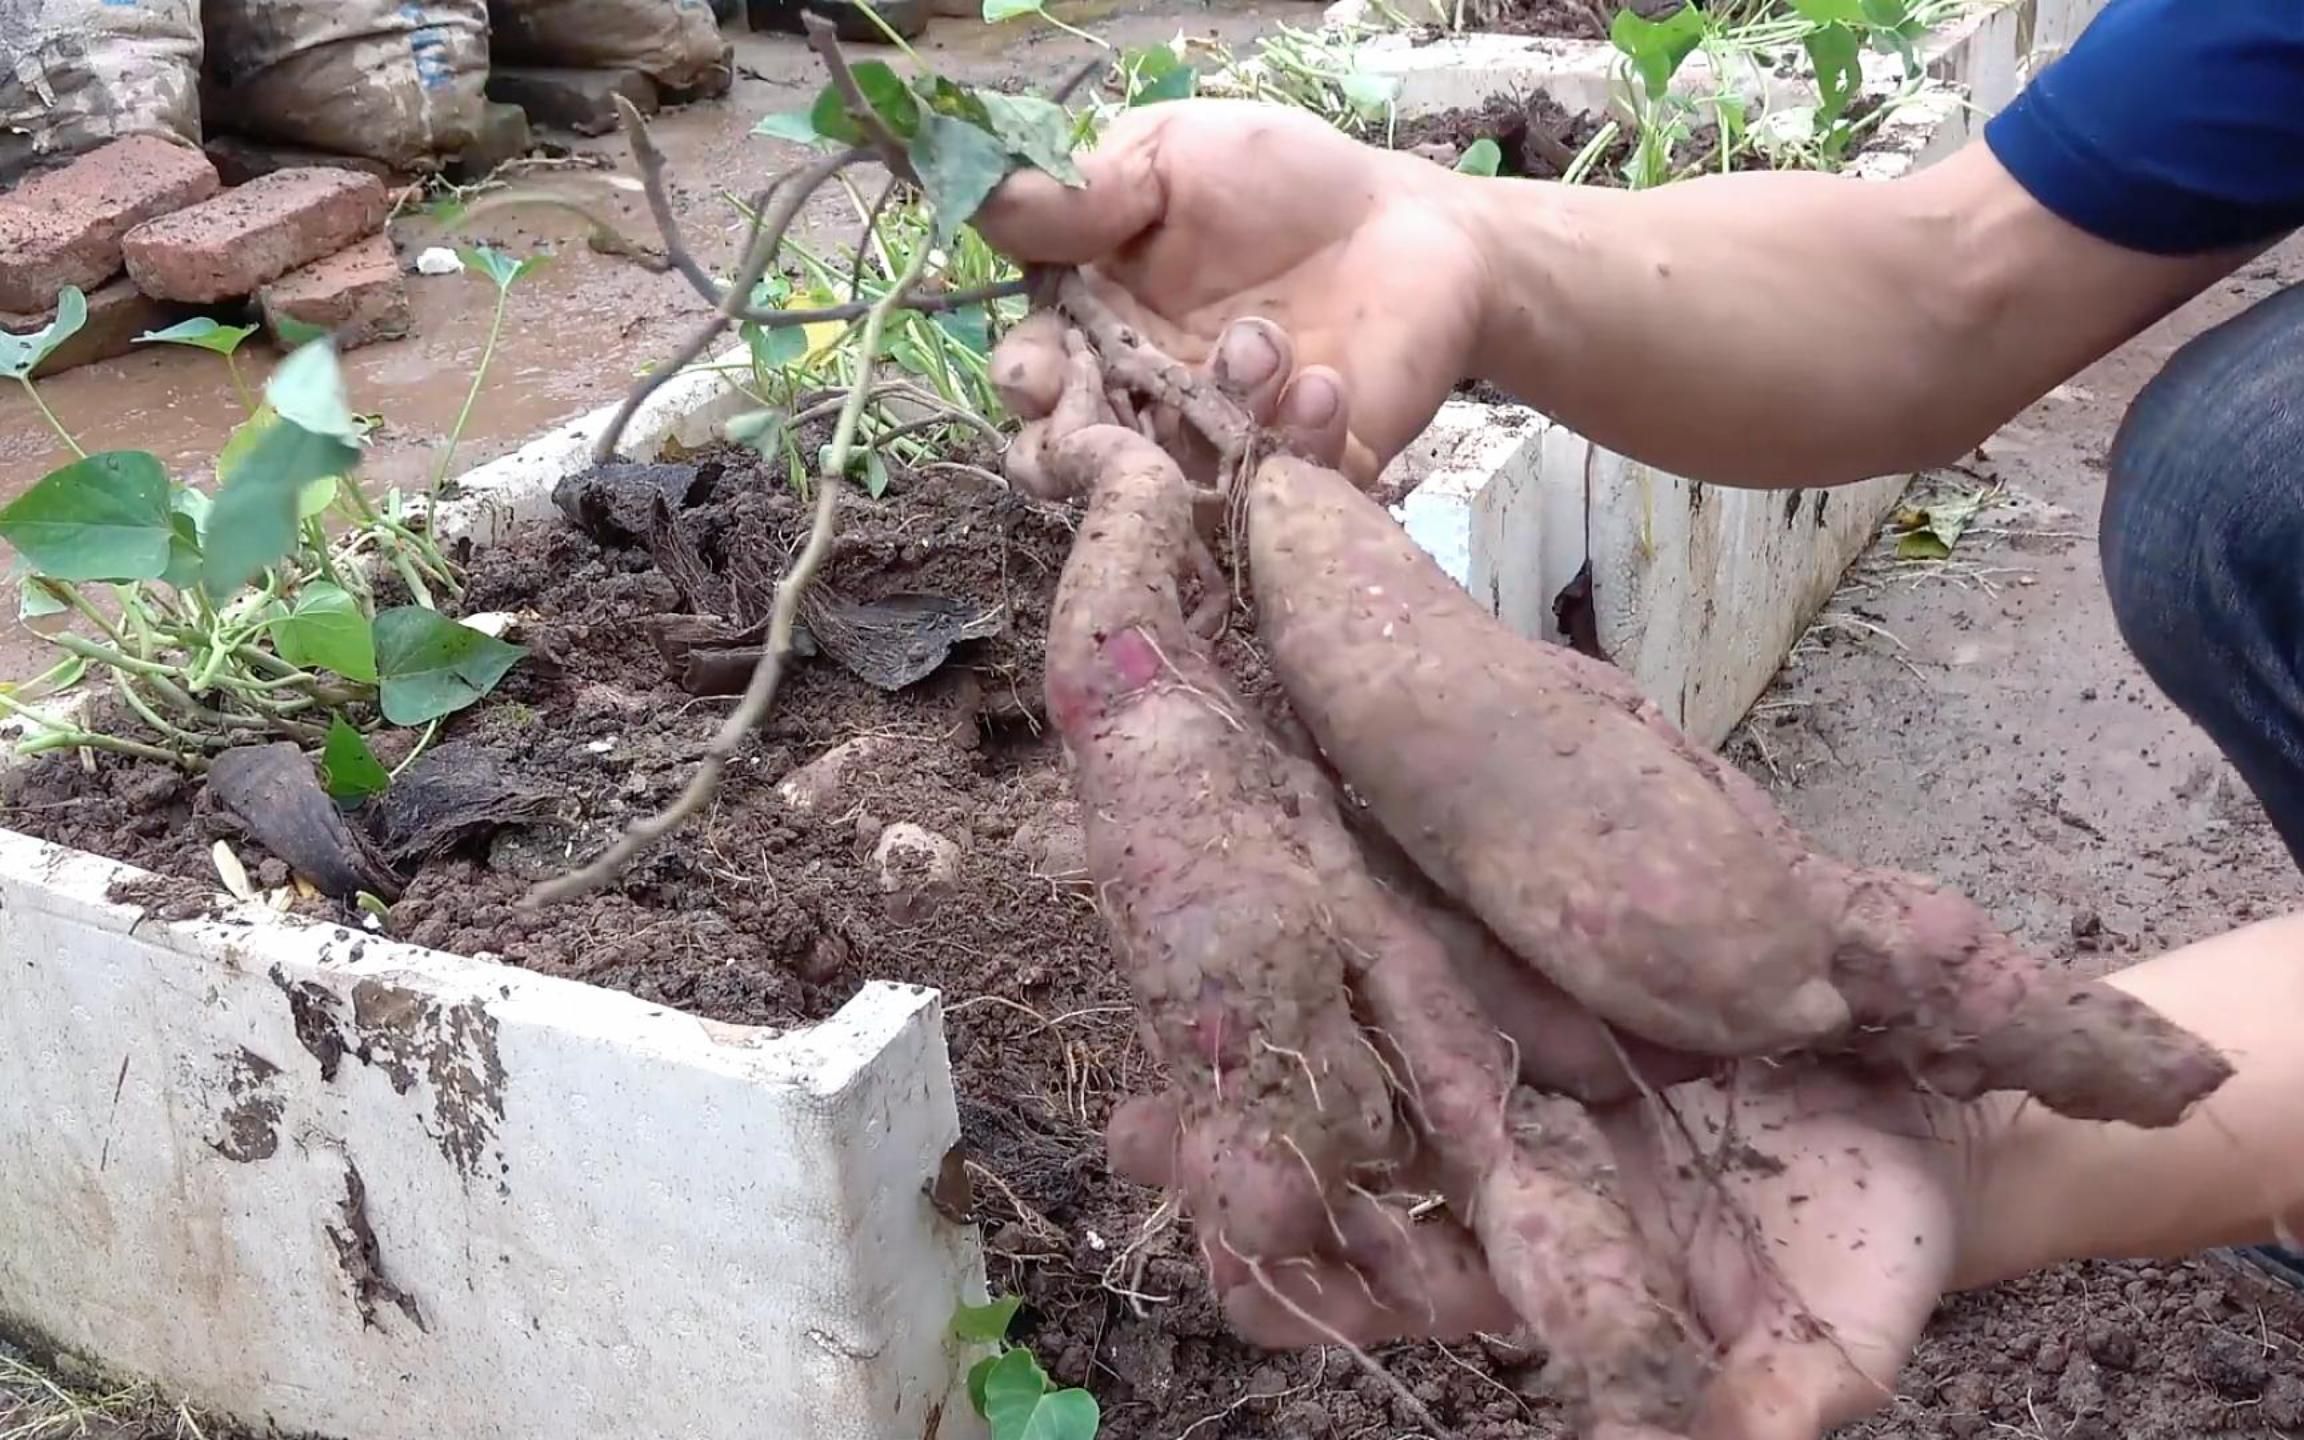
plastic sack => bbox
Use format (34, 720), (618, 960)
(200, 0), (489, 168)
(486, 0), (733, 93)
(0, 0), (204, 182)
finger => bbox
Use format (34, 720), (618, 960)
(1273, 365), (1351, 473)
(1220, 1200), (1515, 1347)
(1106, 1092), (1182, 1188)
(1052, 330), (1117, 433)
(992, 309), (1069, 422)
(1209, 316), (1297, 425)
(974, 105), (1172, 266)
(1693, 1325), (1900, 1440)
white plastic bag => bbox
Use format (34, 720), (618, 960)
(0, 0), (204, 181)
(200, 0), (490, 168)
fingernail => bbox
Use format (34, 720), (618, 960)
(1280, 372), (1342, 430)
(1213, 321), (1281, 395)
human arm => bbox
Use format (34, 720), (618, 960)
(1452, 146), (2248, 488)
(1951, 911), (2304, 1290)
(982, 1), (2304, 490)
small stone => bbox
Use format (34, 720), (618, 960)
(774, 735), (895, 817)
(2262, 1372), (2304, 1428)
(872, 822), (961, 924)
(1009, 801), (1088, 886)
(0, 135), (220, 311)
(2034, 1339), (2069, 1375)
(2194, 1332), (2270, 1398)
(2083, 1319), (2136, 1370)
(484, 67), (659, 137)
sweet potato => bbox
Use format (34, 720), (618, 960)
(1042, 420), (1399, 1261)
(1040, 405), (1708, 1428)
(1247, 452), (1849, 1058)
(1245, 452), (2233, 1127)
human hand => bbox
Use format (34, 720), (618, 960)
(975, 99), (1491, 488)
(1112, 1052), (1966, 1440)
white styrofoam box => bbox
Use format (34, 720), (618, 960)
(0, 363), (989, 1439)
(1361, 0), (2109, 745)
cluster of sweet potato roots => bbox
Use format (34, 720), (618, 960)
(1005, 276), (2234, 1438)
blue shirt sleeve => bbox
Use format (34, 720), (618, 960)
(1983, 0), (2304, 256)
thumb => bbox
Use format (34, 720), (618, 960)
(974, 105), (1173, 266)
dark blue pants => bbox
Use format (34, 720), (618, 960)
(2102, 280), (2304, 1284)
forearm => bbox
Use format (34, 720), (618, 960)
(1950, 913), (2304, 1290)
(1451, 143), (2245, 489)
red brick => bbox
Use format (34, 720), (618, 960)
(0, 277), (198, 379)
(256, 234), (410, 351)
(121, 168), (388, 304)
(0, 136), (221, 313)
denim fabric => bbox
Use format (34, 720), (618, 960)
(2101, 279), (2304, 1285)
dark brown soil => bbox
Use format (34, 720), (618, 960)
(9, 443), (2304, 1439)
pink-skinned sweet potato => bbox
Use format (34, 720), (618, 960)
(1246, 452), (2233, 1126)
(1042, 421), (1402, 1261)
(1246, 452), (1849, 1057)
(1038, 409), (1706, 1428)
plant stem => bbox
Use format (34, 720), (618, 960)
(19, 376), (85, 458)
(46, 631), (188, 682)
(224, 354), (257, 416)
(114, 677), (226, 754)
(0, 688), (196, 768)
(391, 719), (442, 778)
(433, 282), (512, 497)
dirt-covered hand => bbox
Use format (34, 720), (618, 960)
(976, 99), (1489, 488)
(1121, 1059), (1964, 1440)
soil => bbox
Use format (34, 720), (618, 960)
(1438, 0), (1700, 40)
(11, 260), (2304, 1440)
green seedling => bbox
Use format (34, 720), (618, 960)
(0, 329), (522, 772)
(953, 1296), (1101, 1440)
(4, 285), (90, 456)
(134, 316), (263, 412)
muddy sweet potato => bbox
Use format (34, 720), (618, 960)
(1041, 421), (1399, 1261)
(1246, 452), (2233, 1127)
(1246, 452), (1850, 1058)
(1039, 403), (1707, 1429)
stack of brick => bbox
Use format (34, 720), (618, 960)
(0, 134), (415, 378)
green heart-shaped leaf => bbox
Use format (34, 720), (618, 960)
(975, 93), (1083, 186)
(952, 1296), (1021, 1344)
(0, 450), (175, 581)
(373, 605), (526, 725)
(1610, 2), (1706, 97)
(752, 108), (829, 145)
(460, 244), (545, 294)
(907, 111), (1017, 240)
(320, 715), (392, 801)
(0, 286), (89, 380)
(1455, 137), (1503, 175)
(133, 316), (258, 357)
(273, 581), (378, 682)
(205, 415), (358, 592)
